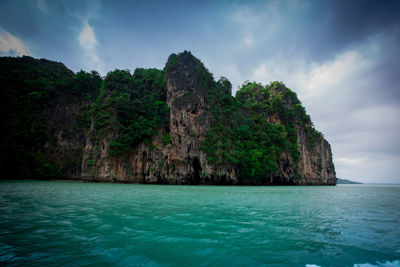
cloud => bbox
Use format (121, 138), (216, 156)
(335, 153), (400, 184)
(78, 20), (104, 73)
(79, 21), (96, 48)
(243, 36), (253, 47)
(0, 31), (30, 56)
(35, 0), (49, 14)
(230, 1), (281, 48)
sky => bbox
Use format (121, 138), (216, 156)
(0, 0), (399, 183)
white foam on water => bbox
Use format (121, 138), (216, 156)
(354, 260), (400, 267)
(305, 261), (400, 267)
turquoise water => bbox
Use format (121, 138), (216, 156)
(0, 181), (399, 266)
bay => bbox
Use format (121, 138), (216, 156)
(0, 180), (399, 266)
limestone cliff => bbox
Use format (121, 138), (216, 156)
(0, 52), (336, 185)
(80, 52), (237, 184)
(265, 83), (336, 185)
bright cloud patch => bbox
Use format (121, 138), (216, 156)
(78, 21), (103, 73)
(79, 21), (96, 49)
(35, 0), (48, 14)
(0, 32), (30, 56)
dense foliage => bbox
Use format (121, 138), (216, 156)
(0, 56), (169, 178)
(0, 56), (100, 178)
(90, 68), (169, 156)
(202, 77), (322, 184)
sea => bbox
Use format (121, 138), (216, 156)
(0, 180), (399, 266)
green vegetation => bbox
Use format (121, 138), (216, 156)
(157, 160), (165, 168)
(0, 56), (99, 178)
(0, 56), (169, 178)
(90, 68), (169, 156)
(87, 159), (94, 167)
(162, 133), (172, 147)
(202, 78), (321, 183)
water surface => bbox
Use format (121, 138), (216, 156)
(0, 181), (399, 266)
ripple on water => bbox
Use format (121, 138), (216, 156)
(0, 182), (399, 266)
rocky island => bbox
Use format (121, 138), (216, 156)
(0, 51), (336, 185)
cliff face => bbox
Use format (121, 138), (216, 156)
(43, 95), (90, 178)
(0, 56), (98, 179)
(80, 52), (237, 184)
(265, 84), (336, 185)
(0, 52), (336, 185)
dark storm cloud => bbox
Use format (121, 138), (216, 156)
(294, 0), (400, 61)
(234, 0), (400, 63)
(323, 0), (400, 39)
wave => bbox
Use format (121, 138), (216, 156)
(354, 260), (400, 267)
(306, 261), (400, 267)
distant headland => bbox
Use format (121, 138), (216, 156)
(337, 178), (362, 184)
